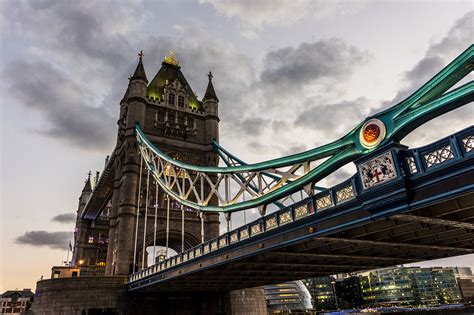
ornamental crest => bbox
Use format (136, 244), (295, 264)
(358, 151), (397, 189)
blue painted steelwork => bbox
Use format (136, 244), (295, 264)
(135, 45), (473, 213)
(128, 126), (474, 286)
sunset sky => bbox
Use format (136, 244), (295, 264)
(1, 0), (473, 292)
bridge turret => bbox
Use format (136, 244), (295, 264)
(203, 71), (220, 158)
(79, 171), (92, 208)
(72, 172), (93, 266)
(126, 51), (148, 128)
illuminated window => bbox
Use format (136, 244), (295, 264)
(168, 93), (175, 106)
(88, 236), (94, 243)
(178, 96), (185, 108)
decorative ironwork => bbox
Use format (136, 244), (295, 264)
(240, 228), (249, 239)
(251, 223), (262, 235)
(336, 186), (356, 204)
(265, 217), (277, 230)
(195, 247), (201, 257)
(219, 237), (227, 247)
(359, 151), (398, 189)
(406, 156), (418, 174)
(230, 233), (238, 243)
(183, 253), (188, 262)
(316, 195), (332, 210)
(188, 250), (194, 260)
(279, 211), (293, 225)
(462, 135), (473, 152)
(294, 204), (310, 219)
(211, 241), (218, 251)
(424, 145), (455, 168)
(176, 256), (181, 264)
(203, 244), (210, 254)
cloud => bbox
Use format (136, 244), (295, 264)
(218, 38), (370, 144)
(294, 97), (372, 139)
(0, 1), (144, 150)
(377, 11), (474, 148)
(200, 0), (365, 38)
(3, 60), (116, 150)
(51, 213), (76, 224)
(1, 1), (254, 151)
(280, 143), (308, 156)
(260, 38), (370, 92)
(227, 117), (272, 137)
(15, 231), (73, 250)
(385, 11), (473, 106)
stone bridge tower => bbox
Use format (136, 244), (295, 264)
(102, 52), (220, 276)
(33, 52), (266, 315)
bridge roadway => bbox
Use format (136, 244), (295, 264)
(128, 127), (474, 292)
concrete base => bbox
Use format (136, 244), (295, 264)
(31, 277), (266, 315)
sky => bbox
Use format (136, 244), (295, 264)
(0, 0), (473, 292)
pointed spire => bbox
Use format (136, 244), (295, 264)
(82, 171), (92, 193)
(131, 50), (148, 83)
(203, 71), (219, 102)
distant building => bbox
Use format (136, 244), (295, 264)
(334, 275), (364, 309)
(450, 266), (474, 304)
(457, 278), (474, 304)
(265, 281), (312, 313)
(51, 266), (81, 279)
(407, 267), (437, 305)
(358, 266), (462, 308)
(304, 276), (336, 311)
(359, 267), (414, 307)
(431, 267), (462, 304)
(450, 267), (473, 278)
(0, 289), (34, 314)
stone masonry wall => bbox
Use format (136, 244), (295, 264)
(31, 276), (127, 315)
(230, 287), (267, 315)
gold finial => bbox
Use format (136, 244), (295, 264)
(138, 50), (144, 60)
(163, 50), (179, 66)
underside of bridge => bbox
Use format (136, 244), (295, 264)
(131, 166), (474, 292)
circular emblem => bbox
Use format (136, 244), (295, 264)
(359, 118), (386, 149)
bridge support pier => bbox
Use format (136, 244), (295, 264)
(125, 287), (267, 315)
(32, 277), (266, 315)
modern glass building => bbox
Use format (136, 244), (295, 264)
(431, 267), (462, 304)
(407, 267), (437, 306)
(359, 267), (414, 307)
(265, 280), (313, 313)
(334, 276), (364, 309)
(303, 276), (336, 311)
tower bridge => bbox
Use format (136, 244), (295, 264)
(32, 46), (474, 314)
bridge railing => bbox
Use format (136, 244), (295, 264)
(401, 127), (473, 176)
(128, 126), (473, 284)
